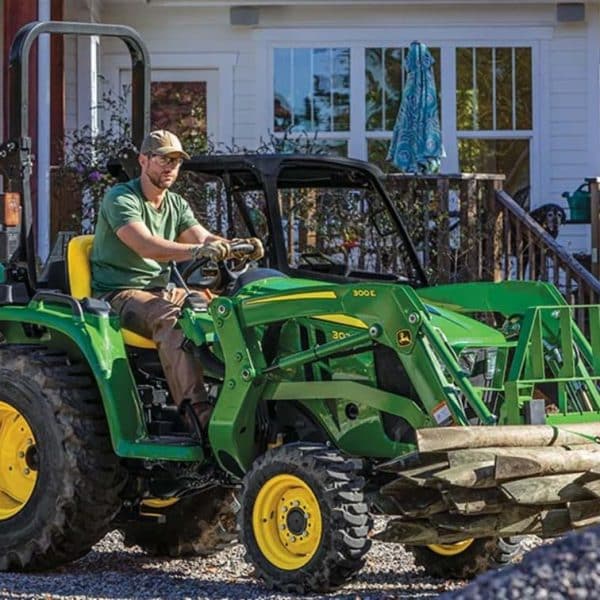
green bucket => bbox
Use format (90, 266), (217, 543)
(562, 183), (590, 223)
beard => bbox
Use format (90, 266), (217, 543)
(147, 170), (176, 190)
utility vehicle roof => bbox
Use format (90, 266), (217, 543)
(181, 154), (385, 192)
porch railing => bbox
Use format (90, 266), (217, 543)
(385, 173), (600, 331)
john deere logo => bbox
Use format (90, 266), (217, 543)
(397, 329), (412, 347)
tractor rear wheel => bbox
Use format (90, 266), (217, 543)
(0, 347), (123, 570)
(408, 536), (524, 579)
(239, 443), (372, 593)
(120, 487), (238, 557)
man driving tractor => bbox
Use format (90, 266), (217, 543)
(90, 129), (264, 436)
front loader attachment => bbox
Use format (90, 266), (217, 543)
(375, 424), (600, 544)
(374, 288), (600, 544)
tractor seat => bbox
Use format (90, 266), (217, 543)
(67, 235), (156, 349)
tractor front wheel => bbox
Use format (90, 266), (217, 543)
(0, 347), (123, 571)
(409, 536), (524, 579)
(239, 443), (372, 593)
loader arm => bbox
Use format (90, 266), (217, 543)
(206, 280), (497, 476)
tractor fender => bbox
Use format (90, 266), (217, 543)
(0, 298), (147, 453)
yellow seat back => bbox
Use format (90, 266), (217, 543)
(67, 235), (156, 349)
(67, 235), (95, 300)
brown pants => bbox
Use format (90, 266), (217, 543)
(109, 287), (209, 410)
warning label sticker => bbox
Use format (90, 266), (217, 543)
(432, 402), (454, 426)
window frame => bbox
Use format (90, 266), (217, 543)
(103, 52), (237, 145)
(267, 42), (355, 152)
(452, 42), (539, 205)
(259, 30), (543, 205)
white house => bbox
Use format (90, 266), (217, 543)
(8, 1), (600, 255)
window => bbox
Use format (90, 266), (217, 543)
(269, 42), (535, 199)
(456, 47), (532, 196)
(273, 47), (350, 157)
(456, 47), (531, 131)
(364, 47), (441, 169)
(273, 47), (351, 136)
(114, 66), (220, 146)
(279, 183), (421, 281)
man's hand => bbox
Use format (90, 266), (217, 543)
(190, 240), (230, 262)
(247, 237), (265, 260)
(231, 237), (264, 261)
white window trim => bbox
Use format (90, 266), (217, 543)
(102, 52), (237, 146)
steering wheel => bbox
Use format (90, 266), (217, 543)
(180, 241), (255, 291)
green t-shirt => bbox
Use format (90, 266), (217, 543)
(91, 178), (199, 293)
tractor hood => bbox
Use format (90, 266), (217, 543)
(235, 273), (507, 352)
(423, 303), (507, 352)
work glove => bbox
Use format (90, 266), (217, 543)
(231, 237), (264, 261)
(190, 240), (230, 262)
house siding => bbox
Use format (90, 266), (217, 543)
(548, 25), (591, 203)
(62, 1), (599, 213)
(98, 6), (257, 148)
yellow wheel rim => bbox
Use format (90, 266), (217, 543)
(0, 400), (38, 520)
(428, 539), (474, 556)
(141, 498), (179, 509)
(252, 474), (322, 570)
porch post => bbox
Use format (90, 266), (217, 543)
(588, 177), (600, 279)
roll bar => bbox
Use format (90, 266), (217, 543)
(6, 20), (151, 288)
(8, 20), (150, 145)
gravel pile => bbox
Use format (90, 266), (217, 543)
(441, 526), (600, 599)
(0, 523), (545, 600)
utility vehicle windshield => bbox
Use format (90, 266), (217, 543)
(276, 183), (422, 283)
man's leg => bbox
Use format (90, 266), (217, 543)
(109, 288), (212, 431)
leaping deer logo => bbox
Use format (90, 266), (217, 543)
(397, 329), (412, 347)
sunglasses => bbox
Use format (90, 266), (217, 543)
(149, 154), (184, 168)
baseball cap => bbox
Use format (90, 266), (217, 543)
(140, 129), (190, 160)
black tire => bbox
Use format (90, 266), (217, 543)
(120, 487), (238, 557)
(239, 443), (372, 593)
(0, 346), (124, 571)
(408, 536), (524, 579)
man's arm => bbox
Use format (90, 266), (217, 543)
(180, 225), (265, 262)
(177, 223), (228, 245)
(117, 221), (201, 262)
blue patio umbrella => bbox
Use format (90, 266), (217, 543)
(387, 42), (444, 173)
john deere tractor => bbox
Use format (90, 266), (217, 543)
(2, 21), (600, 593)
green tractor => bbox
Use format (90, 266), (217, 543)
(2, 21), (600, 593)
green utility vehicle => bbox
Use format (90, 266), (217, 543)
(2, 21), (600, 593)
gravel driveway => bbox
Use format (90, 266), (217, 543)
(0, 530), (470, 600)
